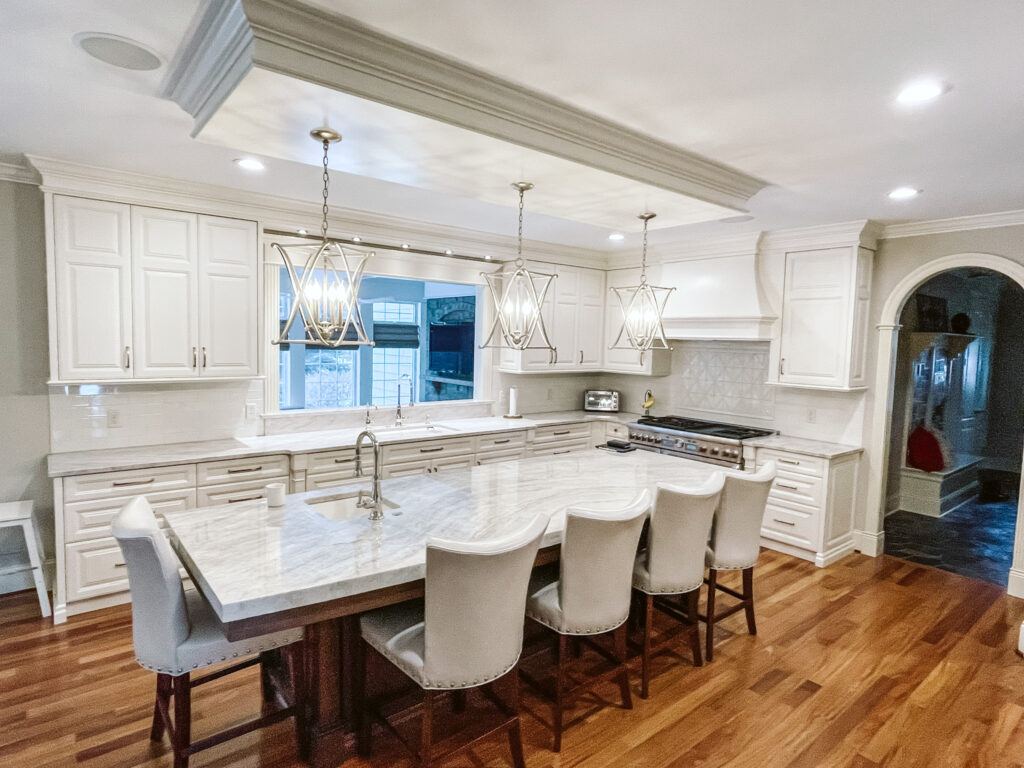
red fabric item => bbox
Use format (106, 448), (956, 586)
(906, 424), (945, 472)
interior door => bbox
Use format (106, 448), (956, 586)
(132, 207), (198, 378)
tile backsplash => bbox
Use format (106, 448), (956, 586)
(49, 380), (263, 452)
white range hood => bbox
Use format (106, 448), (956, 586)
(655, 234), (776, 341)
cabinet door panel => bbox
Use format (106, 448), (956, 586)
(132, 207), (198, 378)
(198, 217), (258, 376)
(54, 197), (132, 380)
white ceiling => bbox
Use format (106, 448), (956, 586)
(2, 0), (1024, 251)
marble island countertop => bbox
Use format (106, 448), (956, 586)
(47, 410), (640, 478)
(163, 448), (721, 624)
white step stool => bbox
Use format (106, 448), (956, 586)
(0, 501), (51, 617)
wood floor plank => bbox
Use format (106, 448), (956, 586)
(3, 550), (1024, 768)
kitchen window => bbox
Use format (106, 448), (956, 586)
(274, 268), (481, 411)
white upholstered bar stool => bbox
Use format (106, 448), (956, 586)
(632, 473), (724, 697)
(703, 461), (777, 662)
(358, 514), (549, 768)
(0, 501), (50, 618)
(111, 497), (305, 768)
(524, 490), (650, 752)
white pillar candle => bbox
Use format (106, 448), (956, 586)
(508, 386), (519, 417)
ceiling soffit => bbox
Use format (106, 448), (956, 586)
(163, 0), (767, 215)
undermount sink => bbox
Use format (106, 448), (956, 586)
(308, 490), (399, 521)
(368, 423), (459, 439)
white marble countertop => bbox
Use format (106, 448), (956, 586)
(744, 434), (862, 459)
(47, 410), (640, 478)
(163, 449), (719, 625)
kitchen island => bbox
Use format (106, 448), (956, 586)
(163, 448), (720, 767)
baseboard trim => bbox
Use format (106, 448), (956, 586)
(1008, 568), (1024, 600)
(816, 540), (858, 568)
(853, 529), (885, 557)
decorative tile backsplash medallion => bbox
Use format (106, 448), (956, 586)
(674, 341), (774, 420)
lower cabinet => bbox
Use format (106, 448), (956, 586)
(754, 447), (860, 567)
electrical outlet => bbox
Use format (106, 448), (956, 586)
(246, 402), (259, 420)
(807, 408), (817, 423)
(107, 409), (122, 428)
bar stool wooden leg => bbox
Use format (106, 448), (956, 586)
(553, 634), (567, 752)
(614, 624), (632, 710)
(507, 670), (526, 768)
(641, 593), (654, 699)
(420, 690), (435, 768)
(705, 568), (718, 662)
(151, 673), (171, 741)
(171, 673), (191, 768)
(687, 589), (703, 667)
(743, 566), (757, 635)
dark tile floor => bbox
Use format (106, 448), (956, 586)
(884, 477), (1019, 585)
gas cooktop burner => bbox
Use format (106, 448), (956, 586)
(636, 415), (775, 441)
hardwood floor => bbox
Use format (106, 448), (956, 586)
(3, 550), (1024, 768)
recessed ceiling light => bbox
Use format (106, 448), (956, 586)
(233, 157), (264, 172)
(897, 79), (948, 105)
(719, 214), (755, 224)
(444, 249), (453, 256)
(888, 186), (921, 200)
(484, 255), (492, 260)
(352, 236), (361, 242)
(296, 228), (308, 236)
(401, 243), (410, 249)
(73, 32), (162, 71)
(608, 233), (625, 241)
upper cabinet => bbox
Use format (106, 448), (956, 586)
(772, 244), (873, 390)
(51, 196), (259, 382)
(498, 263), (605, 373)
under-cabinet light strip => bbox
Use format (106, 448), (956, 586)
(262, 228), (497, 265)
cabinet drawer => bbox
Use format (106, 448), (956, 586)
(383, 437), (474, 465)
(605, 422), (628, 439)
(306, 448), (359, 474)
(531, 439), (590, 456)
(66, 537), (131, 601)
(64, 464), (197, 504)
(767, 472), (824, 507)
(432, 456), (473, 474)
(382, 460), (431, 479)
(305, 470), (366, 491)
(196, 479), (270, 506)
(761, 501), (818, 547)
(64, 489), (196, 543)
(197, 455), (288, 486)
(532, 423), (592, 445)
(475, 448), (526, 465)
(756, 450), (824, 478)
(474, 431), (526, 452)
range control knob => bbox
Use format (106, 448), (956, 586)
(710, 447), (720, 455)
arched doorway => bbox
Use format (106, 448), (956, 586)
(863, 253), (1024, 594)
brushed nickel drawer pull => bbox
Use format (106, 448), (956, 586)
(553, 430), (571, 436)
(227, 466), (263, 474)
(227, 495), (263, 503)
(114, 561), (127, 568)
(192, 346), (198, 368)
(333, 457), (354, 464)
(554, 449), (571, 455)
(776, 482), (800, 491)
(202, 346), (208, 368)
(772, 518), (796, 526)
(777, 458), (801, 465)
(419, 446), (445, 453)
(112, 478), (155, 487)
(493, 438), (511, 445)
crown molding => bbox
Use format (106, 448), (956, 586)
(26, 155), (606, 268)
(606, 231), (762, 271)
(760, 220), (880, 253)
(0, 160), (40, 185)
(163, 0), (766, 213)
(881, 209), (1024, 239)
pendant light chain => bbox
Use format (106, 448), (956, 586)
(320, 139), (330, 242)
(515, 185), (525, 267)
(640, 215), (649, 285)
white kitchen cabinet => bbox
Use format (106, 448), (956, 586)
(754, 446), (860, 567)
(198, 216), (259, 377)
(132, 207), (199, 378)
(602, 267), (672, 376)
(53, 197), (133, 380)
(49, 196), (259, 382)
(498, 263), (605, 373)
(774, 246), (872, 390)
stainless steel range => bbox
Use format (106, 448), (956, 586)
(627, 416), (776, 469)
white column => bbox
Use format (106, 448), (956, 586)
(1009, 462), (1024, 598)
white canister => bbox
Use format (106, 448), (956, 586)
(265, 482), (287, 507)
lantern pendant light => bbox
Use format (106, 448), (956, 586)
(271, 127), (373, 348)
(481, 182), (556, 351)
(609, 212), (674, 354)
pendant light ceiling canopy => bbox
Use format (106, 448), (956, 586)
(609, 212), (674, 355)
(480, 182), (556, 352)
(272, 127), (374, 348)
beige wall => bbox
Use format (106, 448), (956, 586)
(0, 180), (52, 582)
